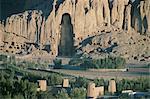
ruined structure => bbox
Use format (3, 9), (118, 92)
(108, 79), (116, 94)
(0, 0), (150, 61)
(87, 82), (104, 99)
(62, 79), (69, 88)
(37, 80), (47, 91)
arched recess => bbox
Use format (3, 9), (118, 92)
(58, 13), (74, 57)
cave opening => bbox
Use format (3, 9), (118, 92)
(58, 13), (74, 57)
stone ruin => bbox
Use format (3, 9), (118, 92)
(108, 79), (116, 94)
(87, 80), (117, 98)
(87, 82), (104, 98)
(37, 80), (47, 91)
(62, 78), (70, 88)
(0, 0), (150, 61)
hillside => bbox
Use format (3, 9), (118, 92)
(0, 0), (150, 62)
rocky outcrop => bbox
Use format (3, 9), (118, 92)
(131, 0), (150, 34)
(0, 0), (149, 61)
(111, 0), (129, 29)
(0, 21), (4, 46)
(124, 4), (132, 31)
(0, 11), (44, 54)
(79, 29), (150, 61)
(5, 11), (43, 43)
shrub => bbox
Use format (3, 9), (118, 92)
(70, 87), (86, 99)
(53, 59), (62, 69)
(73, 77), (89, 88)
(79, 56), (126, 69)
(94, 78), (105, 87)
(56, 89), (69, 99)
(0, 54), (7, 62)
(116, 78), (150, 92)
(69, 58), (83, 66)
(47, 74), (63, 86)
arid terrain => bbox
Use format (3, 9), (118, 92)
(0, 0), (150, 63)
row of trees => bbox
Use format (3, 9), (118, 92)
(37, 87), (87, 99)
(0, 67), (149, 99)
(0, 54), (7, 61)
(1, 54), (126, 70)
(0, 69), (38, 99)
(117, 78), (150, 92)
(69, 56), (126, 69)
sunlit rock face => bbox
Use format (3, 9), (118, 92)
(0, 0), (149, 61)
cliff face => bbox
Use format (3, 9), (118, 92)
(0, 0), (150, 61)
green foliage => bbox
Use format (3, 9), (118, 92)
(18, 61), (38, 69)
(73, 77), (89, 88)
(16, 60), (48, 70)
(37, 91), (55, 99)
(53, 59), (62, 69)
(0, 54), (16, 65)
(69, 58), (84, 66)
(47, 74), (63, 86)
(148, 63), (150, 67)
(0, 54), (7, 62)
(12, 94), (24, 99)
(0, 69), (38, 99)
(69, 56), (126, 69)
(117, 78), (150, 92)
(0, 94), (11, 99)
(70, 87), (86, 99)
(0, 54), (149, 98)
(94, 78), (105, 87)
(79, 56), (126, 69)
(80, 59), (95, 70)
(56, 89), (69, 99)
(10, 55), (16, 65)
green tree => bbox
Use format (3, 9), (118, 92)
(12, 94), (24, 99)
(53, 59), (62, 69)
(37, 91), (55, 99)
(0, 54), (7, 62)
(70, 88), (86, 99)
(47, 74), (63, 86)
(74, 77), (89, 88)
(0, 94), (11, 99)
(79, 56), (126, 69)
(80, 59), (94, 70)
(22, 80), (37, 99)
(69, 58), (83, 66)
(94, 78), (105, 87)
(56, 89), (69, 99)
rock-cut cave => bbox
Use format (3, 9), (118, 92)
(58, 13), (74, 57)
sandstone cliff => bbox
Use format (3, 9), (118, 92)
(0, 0), (150, 62)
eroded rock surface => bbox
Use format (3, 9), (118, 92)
(0, 0), (149, 62)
